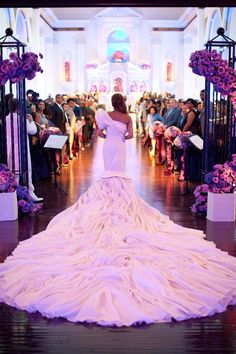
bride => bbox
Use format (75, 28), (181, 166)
(0, 93), (236, 327)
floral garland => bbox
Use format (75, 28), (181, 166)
(191, 154), (236, 214)
(0, 164), (41, 214)
(173, 132), (192, 181)
(189, 49), (236, 112)
(153, 122), (166, 164)
(0, 51), (43, 86)
(164, 126), (181, 175)
(39, 127), (61, 145)
(173, 131), (192, 150)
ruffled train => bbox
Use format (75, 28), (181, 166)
(0, 174), (236, 326)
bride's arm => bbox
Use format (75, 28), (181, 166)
(125, 116), (133, 139)
(97, 129), (106, 139)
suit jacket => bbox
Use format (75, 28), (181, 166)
(164, 107), (181, 128)
(50, 103), (65, 133)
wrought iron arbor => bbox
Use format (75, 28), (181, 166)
(203, 27), (236, 175)
(0, 28), (28, 185)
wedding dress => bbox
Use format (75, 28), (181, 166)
(0, 108), (236, 327)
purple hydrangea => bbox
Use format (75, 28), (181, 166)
(192, 154), (236, 214)
(0, 51), (43, 87)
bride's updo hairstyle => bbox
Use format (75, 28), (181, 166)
(111, 93), (127, 114)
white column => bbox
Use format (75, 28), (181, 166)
(151, 33), (161, 94)
(30, 8), (40, 93)
(75, 33), (86, 92)
(196, 9), (206, 94)
(197, 8), (205, 49)
(44, 35), (55, 97)
(183, 35), (194, 98)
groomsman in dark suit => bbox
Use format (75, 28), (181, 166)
(50, 94), (66, 172)
(50, 94), (65, 133)
(163, 98), (182, 128)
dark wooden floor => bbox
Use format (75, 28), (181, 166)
(0, 137), (236, 354)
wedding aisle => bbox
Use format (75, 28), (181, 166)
(0, 137), (235, 354)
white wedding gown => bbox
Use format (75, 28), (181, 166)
(0, 108), (236, 327)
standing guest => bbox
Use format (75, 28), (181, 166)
(146, 106), (161, 157)
(181, 98), (199, 134)
(67, 98), (82, 120)
(163, 98), (182, 128)
(140, 98), (149, 137)
(50, 94), (65, 133)
(26, 89), (35, 114)
(62, 102), (76, 160)
(6, 99), (43, 202)
(82, 101), (95, 146)
(199, 89), (205, 137)
(161, 99), (170, 117)
(50, 94), (66, 174)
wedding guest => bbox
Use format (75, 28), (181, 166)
(6, 99), (43, 202)
(163, 98), (182, 128)
(181, 98), (199, 134)
(35, 100), (49, 128)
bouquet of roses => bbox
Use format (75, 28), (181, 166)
(164, 126), (181, 144)
(191, 184), (209, 213)
(153, 121), (166, 137)
(0, 164), (17, 192)
(189, 49), (236, 99)
(174, 131), (192, 150)
(0, 51), (43, 86)
(39, 126), (61, 145)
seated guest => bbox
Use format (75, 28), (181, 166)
(35, 100), (49, 128)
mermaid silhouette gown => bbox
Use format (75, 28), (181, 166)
(0, 108), (236, 326)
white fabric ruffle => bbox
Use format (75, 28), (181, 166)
(0, 176), (236, 326)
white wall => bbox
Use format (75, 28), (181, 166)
(0, 7), (234, 100)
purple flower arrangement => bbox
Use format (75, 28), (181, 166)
(141, 64), (151, 70)
(0, 51), (43, 86)
(191, 154), (236, 214)
(189, 49), (236, 113)
(174, 131), (192, 150)
(164, 126), (181, 144)
(0, 164), (41, 214)
(0, 163), (17, 192)
(39, 127), (61, 145)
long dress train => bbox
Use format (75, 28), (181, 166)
(0, 109), (236, 327)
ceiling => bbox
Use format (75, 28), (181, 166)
(50, 7), (187, 21)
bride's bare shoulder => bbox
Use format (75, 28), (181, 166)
(108, 111), (130, 124)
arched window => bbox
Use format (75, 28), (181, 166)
(15, 10), (28, 43)
(208, 10), (221, 40)
(107, 29), (129, 63)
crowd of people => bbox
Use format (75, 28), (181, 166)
(3, 89), (205, 202)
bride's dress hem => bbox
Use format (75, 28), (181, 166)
(0, 174), (236, 327)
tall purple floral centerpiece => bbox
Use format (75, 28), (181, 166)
(0, 51), (43, 85)
(189, 27), (236, 174)
(191, 154), (236, 217)
(0, 28), (43, 187)
(0, 164), (41, 219)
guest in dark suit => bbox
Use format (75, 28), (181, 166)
(50, 94), (65, 133)
(163, 98), (182, 128)
(50, 94), (66, 173)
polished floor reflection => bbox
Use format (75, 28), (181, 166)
(0, 137), (235, 354)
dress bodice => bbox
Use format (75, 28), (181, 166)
(95, 108), (128, 173)
(95, 109), (127, 142)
